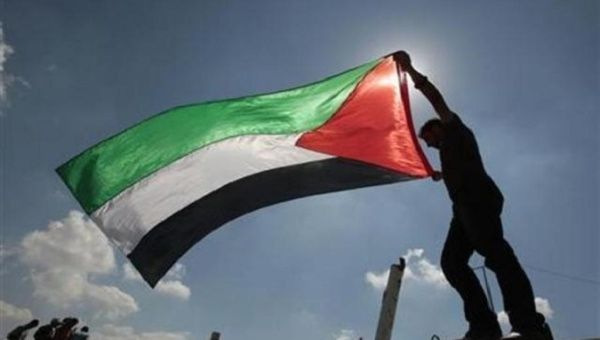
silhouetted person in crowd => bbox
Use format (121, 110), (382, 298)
(6, 319), (39, 340)
(69, 326), (89, 340)
(53, 318), (78, 340)
(34, 319), (60, 340)
(394, 51), (552, 340)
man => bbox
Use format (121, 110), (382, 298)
(393, 51), (552, 340)
(34, 319), (60, 340)
(6, 319), (39, 340)
(53, 317), (78, 340)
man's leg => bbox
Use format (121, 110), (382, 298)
(480, 226), (544, 332)
(441, 216), (500, 333)
(458, 204), (545, 333)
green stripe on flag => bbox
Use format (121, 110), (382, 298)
(57, 59), (380, 213)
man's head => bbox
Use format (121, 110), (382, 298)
(419, 118), (444, 149)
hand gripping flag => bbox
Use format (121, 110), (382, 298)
(57, 55), (433, 287)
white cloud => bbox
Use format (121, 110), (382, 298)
(123, 262), (191, 300)
(22, 211), (115, 275)
(365, 269), (390, 291)
(365, 249), (448, 291)
(20, 211), (138, 320)
(0, 21), (29, 116)
(0, 300), (33, 323)
(404, 248), (424, 261)
(93, 324), (190, 340)
(0, 21), (15, 115)
(0, 22), (14, 104)
(0, 300), (35, 337)
(333, 329), (357, 340)
(123, 263), (143, 282)
(165, 263), (186, 281)
(84, 285), (138, 320)
(155, 280), (191, 301)
(497, 296), (554, 329)
(412, 256), (448, 288)
(534, 297), (554, 319)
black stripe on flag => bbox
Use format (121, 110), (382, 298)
(128, 157), (411, 287)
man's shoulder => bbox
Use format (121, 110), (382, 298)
(442, 112), (463, 124)
(441, 113), (478, 145)
(441, 112), (468, 132)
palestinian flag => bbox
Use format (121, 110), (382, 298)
(57, 55), (432, 287)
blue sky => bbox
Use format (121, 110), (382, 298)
(1, 1), (598, 339)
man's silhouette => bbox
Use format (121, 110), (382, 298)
(6, 319), (39, 340)
(33, 318), (60, 340)
(53, 317), (78, 340)
(394, 51), (552, 340)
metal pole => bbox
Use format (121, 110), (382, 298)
(374, 257), (406, 340)
(473, 265), (495, 312)
(480, 266), (495, 312)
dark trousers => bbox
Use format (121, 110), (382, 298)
(441, 195), (544, 332)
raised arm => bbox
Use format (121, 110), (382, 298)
(393, 51), (454, 122)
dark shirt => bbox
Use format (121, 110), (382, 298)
(33, 324), (55, 340)
(53, 324), (76, 340)
(440, 114), (502, 205)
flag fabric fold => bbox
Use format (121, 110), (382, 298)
(57, 55), (432, 287)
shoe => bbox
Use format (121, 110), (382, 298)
(457, 327), (502, 340)
(511, 323), (554, 340)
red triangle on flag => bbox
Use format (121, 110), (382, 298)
(297, 56), (433, 178)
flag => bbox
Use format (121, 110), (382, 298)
(57, 55), (432, 286)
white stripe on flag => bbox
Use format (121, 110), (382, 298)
(91, 134), (332, 254)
